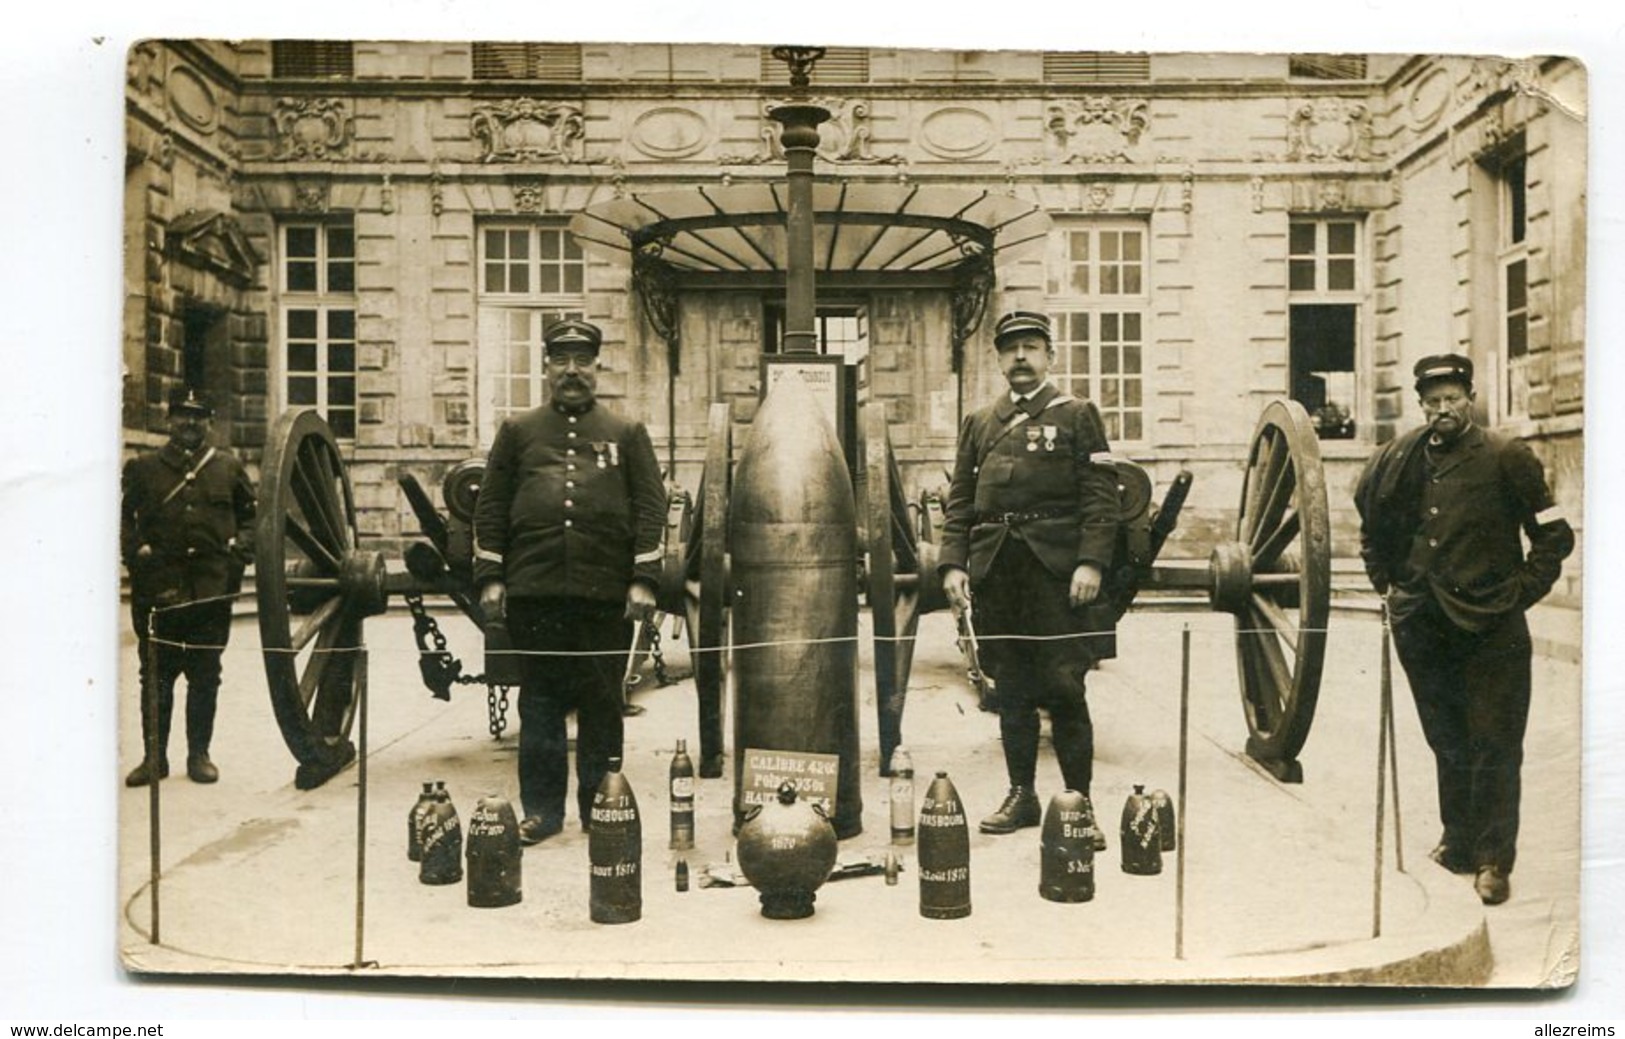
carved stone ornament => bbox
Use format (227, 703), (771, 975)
(164, 209), (261, 289)
(509, 177), (549, 214)
(1286, 98), (1373, 162)
(273, 97), (354, 161)
(720, 98), (903, 165)
(1318, 180), (1348, 211)
(1085, 181), (1114, 211)
(471, 99), (586, 164)
(1251, 175), (1265, 214)
(1045, 96), (1150, 164)
(293, 180), (329, 214)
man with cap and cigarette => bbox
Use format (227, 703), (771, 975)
(1355, 353), (1573, 905)
(473, 319), (667, 846)
(121, 387), (257, 787)
(938, 311), (1119, 842)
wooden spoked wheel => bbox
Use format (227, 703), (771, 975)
(859, 402), (948, 776)
(1213, 399), (1331, 782)
(683, 402), (732, 778)
(255, 409), (383, 789)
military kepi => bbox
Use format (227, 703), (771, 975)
(168, 385), (214, 416)
(993, 311), (1052, 349)
(1413, 353), (1473, 392)
(544, 319), (603, 357)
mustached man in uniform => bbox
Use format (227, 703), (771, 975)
(1356, 354), (1573, 905)
(939, 311), (1119, 840)
(473, 320), (667, 846)
(121, 387), (257, 787)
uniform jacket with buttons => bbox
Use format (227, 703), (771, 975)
(938, 382), (1119, 584)
(121, 441), (257, 608)
(472, 399), (667, 603)
(1355, 422), (1573, 632)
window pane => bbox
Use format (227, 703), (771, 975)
(1071, 345), (1090, 375)
(329, 409), (356, 439)
(327, 259), (355, 293)
(1123, 233), (1142, 261)
(1124, 346), (1141, 374)
(329, 342), (356, 372)
(507, 311), (531, 339)
(287, 261), (318, 293)
(1327, 222), (1356, 255)
(1289, 222), (1316, 256)
(1102, 349), (1119, 374)
(510, 231), (530, 259)
(539, 232), (559, 260)
(509, 342), (531, 375)
(510, 264), (529, 294)
(1101, 381), (1119, 407)
(485, 263), (507, 294)
(1123, 312), (1142, 340)
(327, 226), (355, 258)
(1123, 267), (1142, 295)
(538, 267), (560, 295)
(1126, 379), (1142, 407)
(564, 265), (584, 295)
(564, 234), (583, 260)
(1101, 233), (1120, 262)
(287, 343), (317, 372)
(1124, 412), (1142, 440)
(1065, 312), (1088, 341)
(1104, 413), (1122, 441)
(486, 230), (507, 260)
(288, 376), (317, 405)
(1069, 232), (1089, 261)
(1289, 259), (1316, 292)
(1101, 313), (1119, 340)
(1507, 313), (1528, 359)
(287, 309), (318, 339)
(1101, 267), (1119, 294)
(328, 376), (356, 406)
(1506, 260), (1528, 311)
(327, 310), (355, 341)
(1069, 264), (1090, 295)
(512, 379), (531, 408)
(286, 226), (318, 258)
(1328, 259), (1355, 292)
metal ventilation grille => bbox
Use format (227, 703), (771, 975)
(1042, 52), (1150, 82)
(271, 41), (355, 78)
(759, 47), (870, 83)
(1288, 54), (1369, 80)
(472, 42), (585, 81)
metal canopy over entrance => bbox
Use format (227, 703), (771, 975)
(568, 182), (1052, 374)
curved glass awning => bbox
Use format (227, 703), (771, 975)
(568, 182), (1051, 274)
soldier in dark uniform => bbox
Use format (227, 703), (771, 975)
(939, 312), (1119, 838)
(473, 319), (667, 846)
(120, 388), (257, 787)
(1356, 354), (1573, 905)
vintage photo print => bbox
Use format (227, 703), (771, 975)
(112, 35), (1587, 993)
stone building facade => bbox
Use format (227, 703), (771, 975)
(122, 42), (1586, 605)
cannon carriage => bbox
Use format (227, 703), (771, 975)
(252, 389), (1330, 791)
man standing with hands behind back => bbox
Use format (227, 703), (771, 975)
(473, 319), (667, 846)
(1356, 354), (1572, 905)
(938, 311), (1120, 840)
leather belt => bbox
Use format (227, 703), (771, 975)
(977, 508), (1073, 525)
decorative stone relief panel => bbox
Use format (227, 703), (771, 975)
(918, 106), (998, 160)
(1405, 65), (1453, 133)
(719, 98), (903, 165)
(471, 100), (586, 164)
(1043, 97), (1150, 164)
(164, 209), (261, 289)
(1285, 98), (1373, 161)
(167, 65), (218, 135)
(273, 98), (354, 161)
(628, 106), (712, 160)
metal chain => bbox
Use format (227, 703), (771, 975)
(649, 623), (670, 687)
(486, 684), (510, 739)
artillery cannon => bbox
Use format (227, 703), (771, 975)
(253, 390), (1328, 791)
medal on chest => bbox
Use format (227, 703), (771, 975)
(1025, 427), (1041, 452)
(1042, 424), (1058, 452)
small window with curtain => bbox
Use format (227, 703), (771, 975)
(472, 42), (584, 81)
(272, 40), (355, 79)
(1288, 54), (1368, 80)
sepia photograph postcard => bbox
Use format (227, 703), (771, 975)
(104, 33), (1595, 995)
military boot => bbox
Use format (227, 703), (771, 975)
(979, 786), (1041, 834)
(124, 758), (170, 787)
(187, 752), (219, 784)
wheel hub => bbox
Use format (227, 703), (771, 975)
(1208, 540), (1253, 614)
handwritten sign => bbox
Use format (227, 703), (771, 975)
(740, 747), (840, 815)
